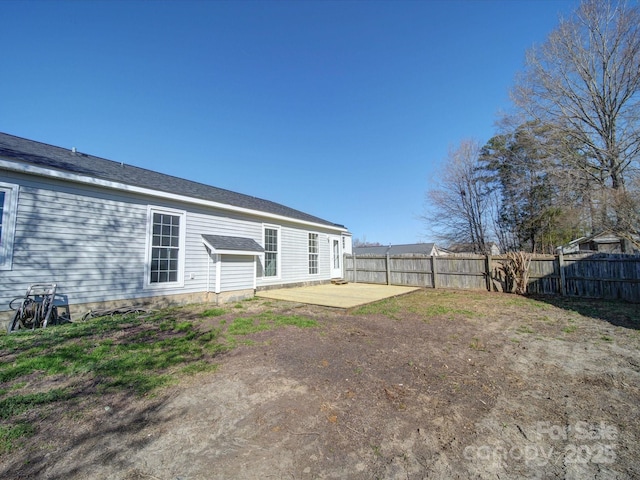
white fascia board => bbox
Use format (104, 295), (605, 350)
(216, 249), (263, 256)
(0, 159), (347, 233)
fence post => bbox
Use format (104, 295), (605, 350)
(352, 254), (358, 283)
(485, 254), (492, 292)
(557, 251), (566, 296)
(431, 255), (438, 289)
(386, 253), (391, 285)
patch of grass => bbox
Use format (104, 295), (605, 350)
(469, 337), (486, 351)
(198, 328), (222, 343)
(537, 297), (639, 327)
(0, 304), (296, 457)
(505, 297), (550, 310)
(561, 317), (578, 334)
(0, 423), (35, 454)
(600, 335), (613, 342)
(204, 340), (230, 355)
(201, 308), (226, 318)
(423, 304), (475, 318)
(0, 389), (71, 420)
(271, 314), (317, 328)
(174, 321), (193, 332)
(0, 311), (227, 394)
(226, 312), (317, 336)
(101, 372), (171, 394)
(159, 320), (174, 331)
(227, 317), (271, 336)
(180, 361), (219, 375)
(361, 291), (480, 320)
(517, 325), (534, 334)
(353, 298), (401, 318)
(424, 304), (451, 316)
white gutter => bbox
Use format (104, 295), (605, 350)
(0, 159), (347, 233)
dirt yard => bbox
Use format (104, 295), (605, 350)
(2, 289), (639, 479)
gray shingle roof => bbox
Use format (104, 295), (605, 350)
(202, 234), (264, 253)
(0, 132), (344, 229)
(354, 243), (436, 255)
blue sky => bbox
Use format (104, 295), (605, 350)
(1, 0), (578, 244)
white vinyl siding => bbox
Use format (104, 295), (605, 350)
(0, 182), (18, 270)
(256, 225), (333, 287)
(0, 170), (348, 313)
(188, 209), (262, 294)
(220, 255), (255, 292)
(0, 177), (149, 309)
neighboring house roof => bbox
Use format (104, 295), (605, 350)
(447, 242), (501, 255)
(0, 132), (345, 230)
(202, 235), (264, 255)
(354, 243), (438, 256)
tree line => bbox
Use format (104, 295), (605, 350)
(424, 0), (640, 254)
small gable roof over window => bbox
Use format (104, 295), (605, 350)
(202, 235), (264, 256)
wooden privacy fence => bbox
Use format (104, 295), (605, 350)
(344, 253), (640, 302)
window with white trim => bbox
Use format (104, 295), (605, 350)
(308, 233), (318, 274)
(264, 226), (279, 277)
(0, 182), (19, 271)
(146, 208), (185, 285)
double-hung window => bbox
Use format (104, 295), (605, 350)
(146, 207), (186, 286)
(308, 233), (319, 274)
(264, 226), (279, 277)
(0, 182), (19, 271)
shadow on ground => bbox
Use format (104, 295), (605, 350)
(531, 294), (640, 330)
(0, 383), (175, 479)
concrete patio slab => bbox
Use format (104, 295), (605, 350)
(256, 283), (420, 309)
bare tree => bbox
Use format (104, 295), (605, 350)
(353, 238), (383, 247)
(611, 173), (640, 250)
(512, 0), (640, 231)
(423, 139), (493, 253)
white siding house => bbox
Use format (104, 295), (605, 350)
(0, 132), (351, 320)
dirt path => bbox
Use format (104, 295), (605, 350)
(2, 290), (639, 479)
